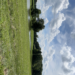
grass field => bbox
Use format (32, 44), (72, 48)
(0, 0), (34, 75)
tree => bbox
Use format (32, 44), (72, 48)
(34, 41), (41, 50)
(33, 49), (41, 54)
(32, 70), (41, 75)
(32, 21), (45, 32)
(37, 18), (44, 25)
(34, 32), (38, 43)
(32, 54), (42, 65)
(31, 8), (41, 17)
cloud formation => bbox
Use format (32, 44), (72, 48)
(65, 13), (75, 39)
(44, 18), (49, 25)
(37, 0), (50, 19)
(43, 46), (55, 74)
(56, 33), (67, 44)
(44, 0), (69, 13)
(36, 0), (71, 75)
(60, 45), (75, 75)
(48, 13), (66, 43)
(37, 31), (55, 74)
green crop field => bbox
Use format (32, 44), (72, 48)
(0, 0), (34, 75)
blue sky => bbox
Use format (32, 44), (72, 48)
(36, 0), (75, 75)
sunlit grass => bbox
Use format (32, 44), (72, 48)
(0, 0), (33, 75)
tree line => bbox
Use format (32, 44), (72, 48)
(30, 1), (45, 75)
(32, 32), (43, 75)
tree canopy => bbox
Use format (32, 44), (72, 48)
(32, 21), (45, 32)
(31, 8), (41, 17)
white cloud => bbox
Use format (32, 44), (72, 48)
(50, 13), (66, 30)
(44, 0), (69, 14)
(43, 46), (55, 73)
(65, 15), (75, 39)
(37, 31), (55, 74)
(37, 31), (46, 52)
(36, 0), (70, 75)
(41, 5), (50, 14)
(66, 15), (75, 27)
(37, 0), (68, 45)
(60, 45), (75, 75)
(48, 13), (66, 43)
(57, 33), (67, 43)
(44, 18), (49, 25)
(37, 0), (50, 19)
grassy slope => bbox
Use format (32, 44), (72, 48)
(0, 0), (31, 75)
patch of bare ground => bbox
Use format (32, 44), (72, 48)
(3, 68), (8, 75)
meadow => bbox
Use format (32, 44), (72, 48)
(0, 0), (34, 75)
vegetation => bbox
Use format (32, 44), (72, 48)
(31, 8), (41, 17)
(32, 32), (43, 75)
(30, 3), (45, 75)
(30, 0), (44, 75)
(0, 0), (31, 75)
(0, 0), (44, 75)
(32, 22), (45, 32)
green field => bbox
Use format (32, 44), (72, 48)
(0, 0), (34, 75)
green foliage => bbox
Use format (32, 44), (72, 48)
(33, 49), (41, 54)
(32, 31), (43, 75)
(31, 18), (45, 32)
(32, 21), (45, 32)
(32, 54), (43, 75)
(34, 41), (41, 50)
(0, 65), (4, 75)
(32, 55), (42, 64)
(37, 18), (44, 25)
(31, 8), (41, 17)
(0, 56), (3, 75)
(30, 0), (44, 75)
(32, 70), (42, 75)
(33, 32), (41, 50)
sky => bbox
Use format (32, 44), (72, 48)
(36, 0), (75, 75)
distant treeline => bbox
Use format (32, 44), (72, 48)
(30, 0), (45, 75)
(32, 32), (43, 75)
